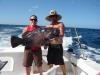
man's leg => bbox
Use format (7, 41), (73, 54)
(48, 64), (53, 68)
(26, 67), (31, 75)
(60, 64), (67, 75)
(23, 50), (33, 75)
(97, 72), (100, 75)
(37, 66), (43, 75)
(33, 50), (43, 75)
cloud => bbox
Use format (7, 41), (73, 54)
(28, 5), (39, 12)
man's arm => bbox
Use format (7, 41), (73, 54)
(59, 23), (64, 37)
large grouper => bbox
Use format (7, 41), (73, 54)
(11, 27), (60, 48)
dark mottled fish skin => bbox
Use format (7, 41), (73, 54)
(11, 27), (59, 48)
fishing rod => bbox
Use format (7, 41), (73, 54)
(74, 26), (87, 60)
(74, 26), (82, 48)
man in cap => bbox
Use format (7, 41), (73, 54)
(22, 15), (43, 75)
(45, 10), (67, 75)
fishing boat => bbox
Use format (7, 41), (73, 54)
(0, 28), (100, 75)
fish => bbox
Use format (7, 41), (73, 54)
(11, 27), (60, 48)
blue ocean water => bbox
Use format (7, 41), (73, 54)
(0, 24), (100, 63)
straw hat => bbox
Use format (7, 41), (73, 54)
(45, 10), (62, 21)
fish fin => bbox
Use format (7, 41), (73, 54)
(11, 36), (23, 48)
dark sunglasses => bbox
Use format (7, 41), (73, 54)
(30, 19), (37, 21)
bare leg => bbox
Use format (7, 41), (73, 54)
(60, 64), (67, 75)
(97, 72), (100, 75)
(37, 66), (43, 75)
(48, 64), (53, 68)
(26, 67), (31, 75)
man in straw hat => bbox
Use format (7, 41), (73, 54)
(45, 10), (67, 75)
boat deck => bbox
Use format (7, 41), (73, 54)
(0, 47), (74, 75)
(0, 47), (100, 75)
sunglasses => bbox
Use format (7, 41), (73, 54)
(30, 19), (37, 21)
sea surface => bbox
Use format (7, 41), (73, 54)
(0, 24), (100, 63)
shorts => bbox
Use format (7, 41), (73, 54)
(23, 49), (42, 67)
(47, 44), (64, 65)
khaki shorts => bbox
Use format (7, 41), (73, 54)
(23, 49), (42, 67)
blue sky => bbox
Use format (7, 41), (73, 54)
(0, 0), (100, 29)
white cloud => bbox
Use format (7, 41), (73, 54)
(28, 5), (39, 12)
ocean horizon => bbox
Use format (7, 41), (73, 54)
(0, 24), (100, 30)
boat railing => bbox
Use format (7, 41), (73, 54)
(74, 27), (88, 60)
(66, 27), (88, 59)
